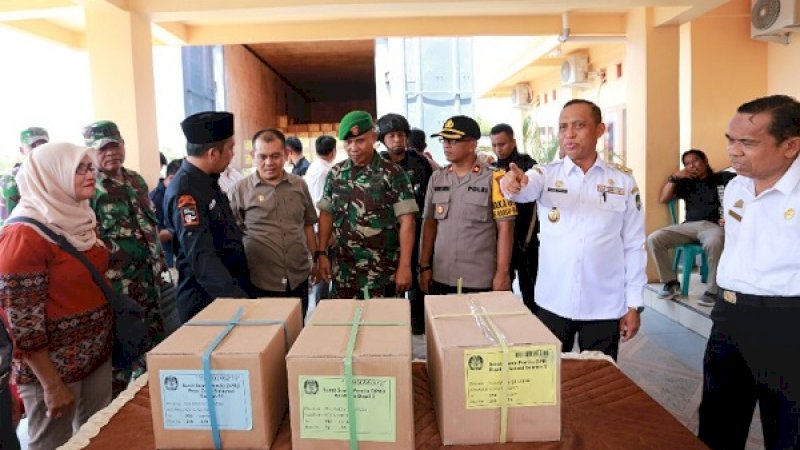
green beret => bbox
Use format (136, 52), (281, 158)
(338, 110), (374, 140)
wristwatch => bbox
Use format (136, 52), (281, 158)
(313, 250), (327, 262)
(630, 306), (645, 313)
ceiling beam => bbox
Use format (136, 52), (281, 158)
(0, 0), (76, 21)
(180, 13), (627, 45)
(1, 19), (84, 47)
(152, 21), (187, 45)
(652, 0), (731, 26)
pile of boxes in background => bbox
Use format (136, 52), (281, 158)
(147, 292), (561, 449)
(277, 115), (341, 163)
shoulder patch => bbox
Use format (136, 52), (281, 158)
(611, 163), (633, 174)
(178, 194), (200, 227)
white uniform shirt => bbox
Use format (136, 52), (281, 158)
(304, 158), (334, 217)
(218, 166), (244, 195)
(504, 156), (646, 320)
(717, 156), (800, 296)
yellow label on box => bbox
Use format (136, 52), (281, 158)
(298, 375), (396, 442)
(464, 344), (557, 409)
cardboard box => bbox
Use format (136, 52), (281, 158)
(288, 124), (309, 133)
(308, 123), (321, 132)
(320, 123), (334, 132)
(425, 293), (561, 445)
(148, 298), (303, 449)
(287, 299), (414, 449)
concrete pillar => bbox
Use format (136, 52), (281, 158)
(625, 7), (680, 281)
(680, 0), (768, 168)
(84, 0), (160, 188)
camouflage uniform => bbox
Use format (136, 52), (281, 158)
(92, 168), (164, 387)
(0, 164), (21, 225)
(318, 152), (418, 299)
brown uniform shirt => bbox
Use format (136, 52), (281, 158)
(423, 160), (516, 288)
(229, 171), (317, 291)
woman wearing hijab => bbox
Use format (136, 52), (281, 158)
(0, 142), (113, 450)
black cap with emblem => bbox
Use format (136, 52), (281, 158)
(430, 115), (481, 140)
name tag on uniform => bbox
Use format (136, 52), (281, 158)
(597, 185), (625, 196)
(547, 187), (568, 193)
(434, 186), (450, 192)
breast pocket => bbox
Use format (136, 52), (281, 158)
(431, 191), (450, 220)
(463, 192), (491, 222)
(598, 195), (626, 213)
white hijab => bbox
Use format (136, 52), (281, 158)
(9, 142), (98, 251)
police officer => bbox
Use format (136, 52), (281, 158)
(419, 115), (516, 295)
(490, 123), (539, 311)
(698, 95), (800, 450)
(378, 113), (432, 333)
(501, 99), (646, 361)
(317, 110), (418, 299)
(164, 111), (250, 322)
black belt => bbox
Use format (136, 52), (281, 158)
(719, 289), (800, 308)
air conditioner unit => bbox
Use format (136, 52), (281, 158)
(511, 83), (532, 108)
(560, 54), (589, 87)
(751, 0), (800, 40)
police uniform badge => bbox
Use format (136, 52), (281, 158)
(491, 169), (517, 220)
(350, 125), (360, 136)
(178, 195), (200, 227)
(444, 119), (454, 129)
(785, 208), (796, 220)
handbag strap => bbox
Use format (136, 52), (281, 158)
(6, 216), (119, 305)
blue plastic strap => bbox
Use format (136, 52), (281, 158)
(199, 307), (244, 450)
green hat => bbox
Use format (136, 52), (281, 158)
(82, 120), (123, 149)
(338, 110), (374, 140)
(20, 127), (49, 147)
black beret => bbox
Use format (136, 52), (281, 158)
(181, 111), (234, 144)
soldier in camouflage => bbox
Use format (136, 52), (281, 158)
(377, 113), (432, 333)
(317, 110), (418, 299)
(84, 120), (164, 396)
(0, 127), (49, 224)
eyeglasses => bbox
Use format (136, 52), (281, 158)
(438, 137), (467, 145)
(75, 163), (98, 175)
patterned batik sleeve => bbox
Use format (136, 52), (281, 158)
(390, 168), (419, 218)
(0, 226), (51, 356)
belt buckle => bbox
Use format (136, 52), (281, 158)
(722, 290), (737, 304)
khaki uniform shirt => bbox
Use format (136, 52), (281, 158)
(423, 160), (516, 288)
(230, 171), (317, 292)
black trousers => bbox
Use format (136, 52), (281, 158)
(251, 279), (310, 318)
(698, 299), (800, 450)
(534, 306), (621, 360)
(510, 243), (538, 312)
(429, 281), (491, 295)
(0, 380), (20, 450)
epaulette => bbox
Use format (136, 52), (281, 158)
(610, 163), (633, 174)
(531, 165), (544, 175)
